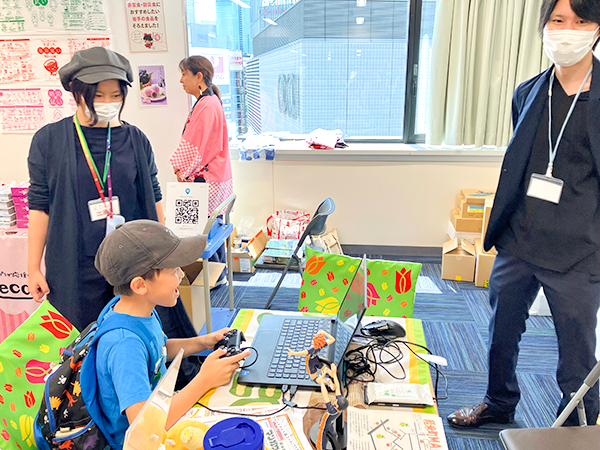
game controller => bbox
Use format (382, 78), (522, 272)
(214, 329), (246, 357)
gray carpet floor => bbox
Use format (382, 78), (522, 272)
(209, 257), (562, 450)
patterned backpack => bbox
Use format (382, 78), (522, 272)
(33, 298), (159, 450)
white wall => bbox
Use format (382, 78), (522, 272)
(0, 1), (503, 249)
(0, 0), (189, 194)
(230, 157), (502, 248)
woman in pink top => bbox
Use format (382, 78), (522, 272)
(170, 56), (233, 214)
(170, 56), (233, 285)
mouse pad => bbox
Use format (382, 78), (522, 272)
(298, 248), (421, 318)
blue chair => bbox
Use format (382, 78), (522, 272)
(264, 197), (335, 310)
(200, 194), (236, 333)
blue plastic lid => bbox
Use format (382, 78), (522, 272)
(203, 417), (264, 450)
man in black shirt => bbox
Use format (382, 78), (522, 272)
(448, 0), (600, 428)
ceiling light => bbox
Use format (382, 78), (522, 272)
(357, 0), (367, 6)
(356, 17), (364, 24)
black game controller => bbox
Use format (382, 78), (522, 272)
(214, 329), (246, 357)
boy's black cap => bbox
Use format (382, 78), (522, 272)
(59, 47), (134, 91)
(95, 220), (207, 287)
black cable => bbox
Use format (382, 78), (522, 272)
(239, 346), (259, 369)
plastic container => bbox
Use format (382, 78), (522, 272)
(203, 417), (264, 450)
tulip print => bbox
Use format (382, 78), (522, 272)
(19, 415), (35, 448)
(39, 310), (73, 339)
(387, 295), (393, 302)
(366, 283), (380, 308)
(332, 286), (339, 293)
(395, 268), (412, 294)
(381, 269), (388, 276)
(336, 260), (344, 266)
(310, 279), (317, 286)
(27, 332), (35, 341)
(25, 359), (53, 384)
(401, 301), (408, 308)
(0, 393), (4, 404)
(300, 291), (307, 299)
(349, 273), (365, 295)
(383, 308), (391, 316)
(327, 271), (335, 281)
(314, 297), (340, 314)
(39, 344), (50, 353)
(12, 349), (21, 358)
(1, 429), (9, 441)
(319, 288), (325, 296)
(343, 309), (352, 317)
(4, 383), (13, 392)
(381, 282), (388, 290)
(10, 402), (15, 412)
(342, 278), (349, 286)
(305, 255), (326, 275)
(300, 306), (309, 312)
(15, 367), (22, 378)
(24, 391), (35, 408)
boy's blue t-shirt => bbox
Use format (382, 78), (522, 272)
(95, 307), (168, 449)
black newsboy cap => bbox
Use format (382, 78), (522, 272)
(59, 47), (134, 91)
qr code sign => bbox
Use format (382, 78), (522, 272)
(174, 199), (200, 224)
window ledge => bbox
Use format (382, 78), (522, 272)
(229, 141), (506, 162)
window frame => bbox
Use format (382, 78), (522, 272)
(183, 0), (432, 143)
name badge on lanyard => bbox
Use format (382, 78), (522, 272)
(526, 66), (592, 205)
(74, 115), (126, 235)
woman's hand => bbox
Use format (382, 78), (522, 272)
(29, 270), (50, 302)
(196, 348), (251, 389)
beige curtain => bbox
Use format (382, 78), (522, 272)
(427, 0), (550, 147)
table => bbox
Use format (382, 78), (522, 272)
(184, 309), (440, 448)
(0, 228), (40, 342)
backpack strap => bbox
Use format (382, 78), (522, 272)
(80, 302), (165, 450)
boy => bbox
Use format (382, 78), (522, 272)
(84, 220), (249, 449)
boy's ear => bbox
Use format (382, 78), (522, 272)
(130, 276), (148, 295)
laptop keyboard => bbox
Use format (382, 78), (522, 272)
(267, 318), (332, 380)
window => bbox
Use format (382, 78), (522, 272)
(185, 0), (437, 142)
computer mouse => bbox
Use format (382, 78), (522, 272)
(362, 319), (406, 338)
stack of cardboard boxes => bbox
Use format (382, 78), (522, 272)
(442, 190), (496, 287)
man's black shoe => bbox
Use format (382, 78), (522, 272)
(447, 402), (514, 428)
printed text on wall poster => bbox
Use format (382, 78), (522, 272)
(0, 0), (109, 33)
(125, 1), (168, 52)
(0, 37), (111, 84)
(0, 87), (78, 133)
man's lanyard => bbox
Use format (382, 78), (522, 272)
(547, 65), (593, 177)
(74, 114), (113, 217)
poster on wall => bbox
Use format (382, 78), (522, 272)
(139, 65), (167, 106)
(0, 36), (111, 84)
(0, 87), (78, 133)
(125, 1), (168, 52)
(0, 0), (110, 33)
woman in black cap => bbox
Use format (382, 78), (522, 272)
(26, 47), (165, 332)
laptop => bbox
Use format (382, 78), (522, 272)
(238, 255), (368, 388)
(123, 349), (184, 450)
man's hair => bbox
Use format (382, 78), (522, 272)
(539, 0), (600, 34)
(113, 268), (161, 296)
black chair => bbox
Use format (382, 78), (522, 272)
(499, 360), (600, 449)
(264, 198), (335, 310)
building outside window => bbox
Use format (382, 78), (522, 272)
(185, 0), (437, 142)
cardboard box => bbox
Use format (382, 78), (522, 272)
(481, 197), (494, 241)
(179, 260), (226, 330)
(232, 229), (268, 273)
(450, 209), (483, 233)
(460, 189), (495, 206)
(474, 238), (497, 288)
(442, 238), (476, 282)
(447, 220), (481, 244)
(455, 194), (484, 218)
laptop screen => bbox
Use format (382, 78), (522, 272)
(332, 256), (367, 365)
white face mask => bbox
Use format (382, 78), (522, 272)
(543, 27), (599, 67)
(85, 101), (122, 123)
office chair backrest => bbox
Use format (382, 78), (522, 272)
(306, 197), (335, 237)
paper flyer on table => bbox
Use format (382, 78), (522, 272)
(181, 406), (312, 450)
(347, 407), (448, 450)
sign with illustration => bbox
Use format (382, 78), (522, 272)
(125, 0), (168, 52)
(138, 64), (167, 106)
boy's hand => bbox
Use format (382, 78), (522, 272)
(196, 327), (231, 352)
(197, 348), (251, 389)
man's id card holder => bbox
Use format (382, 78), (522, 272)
(88, 196), (121, 222)
(527, 173), (563, 204)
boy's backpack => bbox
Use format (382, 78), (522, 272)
(33, 298), (161, 450)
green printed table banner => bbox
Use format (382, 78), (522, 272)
(298, 248), (421, 318)
(0, 301), (79, 450)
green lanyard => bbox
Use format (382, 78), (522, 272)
(74, 113), (112, 192)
